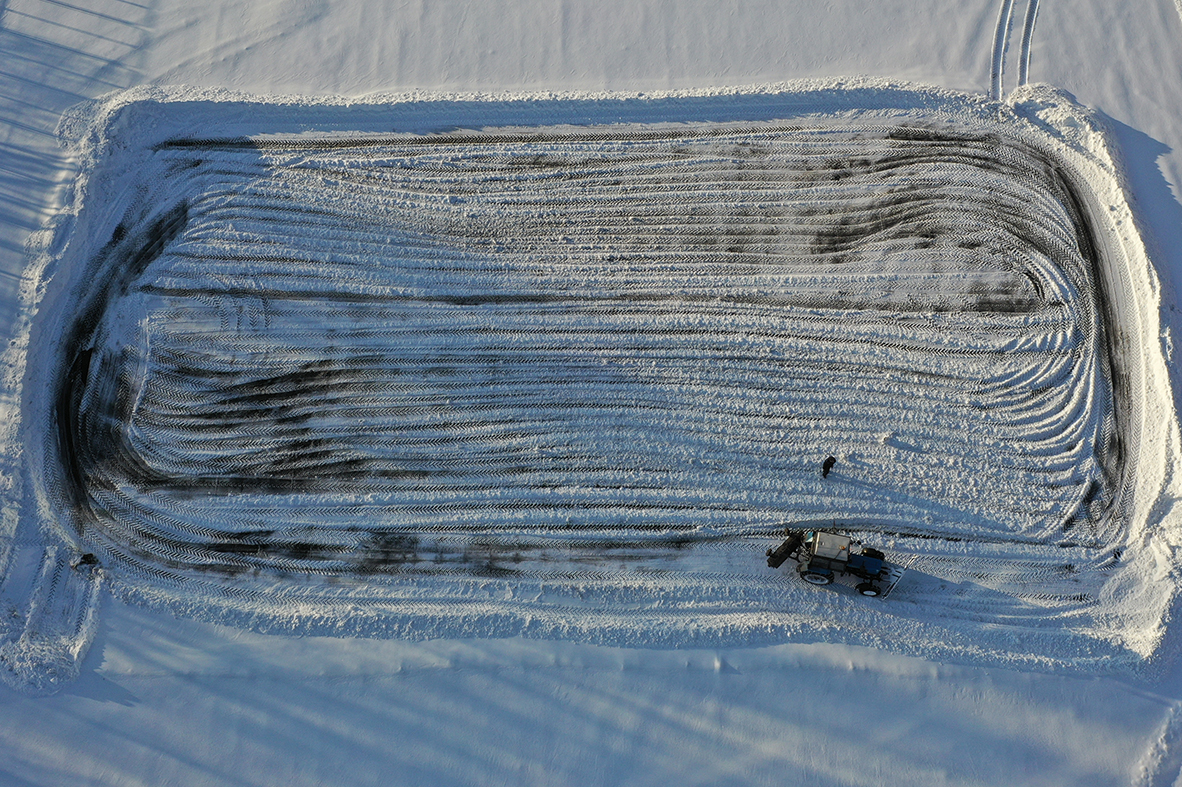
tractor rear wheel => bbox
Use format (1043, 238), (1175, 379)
(800, 570), (833, 586)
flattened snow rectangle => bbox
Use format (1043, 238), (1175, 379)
(15, 83), (1162, 673)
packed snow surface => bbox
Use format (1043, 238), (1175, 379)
(1, 81), (1175, 697)
(3, 0), (1182, 784)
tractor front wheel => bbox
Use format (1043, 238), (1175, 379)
(856, 582), (881, 597)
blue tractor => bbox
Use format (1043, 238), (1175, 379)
(766, 529), (889, 596)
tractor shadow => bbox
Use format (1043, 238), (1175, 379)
(770, 545), (1099, 623)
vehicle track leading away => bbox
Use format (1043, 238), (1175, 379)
(1017, 0), (1041, 88)
(992, 0), (1041, 98)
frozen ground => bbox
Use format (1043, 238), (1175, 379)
(3, 1), (1182, 786)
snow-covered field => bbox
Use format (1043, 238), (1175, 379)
(3, 1), (1182, 785)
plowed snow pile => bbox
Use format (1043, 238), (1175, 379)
(1, 81), (1177, 692)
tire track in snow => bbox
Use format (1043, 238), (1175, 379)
(1018, 0), (1041, 88)
(992, 0), (1039, 97)
(991, 0), (1016, 100)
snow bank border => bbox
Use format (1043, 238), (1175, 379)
(1005, 83), (1182, 669)
(2, 78), (1179, 692)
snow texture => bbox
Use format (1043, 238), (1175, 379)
(4, 1), (1182, 785)
(1, 79), (1177, 695)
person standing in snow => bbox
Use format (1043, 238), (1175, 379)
(822, 455), (836, 478)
